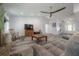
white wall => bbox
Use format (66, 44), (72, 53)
(9, 16), (49, 36)
(8, 12), (73, 35)
(73, 4), (79, 32)
(74, 13), (79, 31)
(3, 3), (73, 35)
(9, 15), (73, 36)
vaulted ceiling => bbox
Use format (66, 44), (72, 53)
(2, 3), (73, 17)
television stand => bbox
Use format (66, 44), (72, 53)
(25, 29), (34, 37)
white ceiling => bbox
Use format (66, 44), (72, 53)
(73, 3), (79, 13)
(2, 3), (73, 17)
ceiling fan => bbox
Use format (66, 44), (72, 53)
(40, 7), (66, 18)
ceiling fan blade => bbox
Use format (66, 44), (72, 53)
(51, 7), (66, 13)
(40, 11), (50, 14)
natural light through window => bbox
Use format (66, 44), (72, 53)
(66, 23), (75, 32)
(67, 24), (72, 31)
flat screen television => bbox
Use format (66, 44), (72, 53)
(25, 24), (33, 30)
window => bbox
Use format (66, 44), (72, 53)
(67, 24), (72, 31)
(66, 23), (75, 31)
(4, 16), (9, 33)
(45, 24), (49, 33)
(4, 21), (9, 33)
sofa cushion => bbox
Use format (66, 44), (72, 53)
(32, 44), (53, 56)
(51, 39), (67, 50)
(10, 45), (33, 56)
(43, 43), (64, 56)
(20, 46), (33, 56)
(64, 35), (79, 56)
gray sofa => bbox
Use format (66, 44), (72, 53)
(0, 34), (67, 56)
(1, 33), (79, 56)
(31, 34), (79, 56)
(10, 35), (67, 56)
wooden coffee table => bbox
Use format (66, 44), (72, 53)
(32, 34), (47, 43)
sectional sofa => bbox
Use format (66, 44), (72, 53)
(0, 33), (79, 56)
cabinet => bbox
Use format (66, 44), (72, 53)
(25, 29), (34, 37)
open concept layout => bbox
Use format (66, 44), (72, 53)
(0, 3), (79, 56)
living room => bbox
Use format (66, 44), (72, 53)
(3, 3), (74, 35)
(0, 3), (79, 56)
